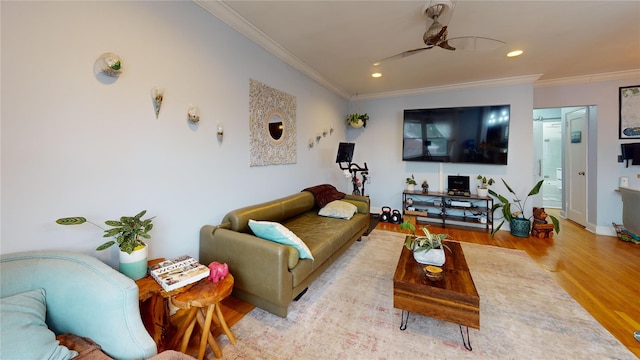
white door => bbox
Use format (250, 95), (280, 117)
(566, 108), (587, 226)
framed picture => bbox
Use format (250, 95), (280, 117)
(619, 85), (640, 139)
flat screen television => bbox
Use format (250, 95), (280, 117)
(402, 104), (511, 165)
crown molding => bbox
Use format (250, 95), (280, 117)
(534, 69), (640, 88)
(356, 74), (543, 101)
(194, 0), (351, 99)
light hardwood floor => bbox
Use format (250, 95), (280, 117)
(214, 210), (640, 357)
(378, 210), (640, 357)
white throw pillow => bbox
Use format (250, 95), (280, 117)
(248, 219), (314, 260)
(318, 200), (358, 220)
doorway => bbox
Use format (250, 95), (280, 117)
(533, 109), (563, 209)
(533, 106), (594, 226)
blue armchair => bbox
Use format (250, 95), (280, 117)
(0, 250), (157, 359)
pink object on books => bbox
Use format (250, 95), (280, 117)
(208, 262), (229, 283)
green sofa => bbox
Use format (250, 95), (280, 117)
(200, 185), (370, 317)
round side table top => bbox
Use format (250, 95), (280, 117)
(171, 274), (234, 309)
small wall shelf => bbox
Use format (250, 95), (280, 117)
(402, 190), (494, 231)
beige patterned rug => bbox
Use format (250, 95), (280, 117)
(217, 230), (634, 359)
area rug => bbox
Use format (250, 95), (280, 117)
(216, 230), (634, 359)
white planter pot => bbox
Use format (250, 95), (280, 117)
(349, 119), (364, 128)
(119, 245), (148, 280)
(407, 184), (415, 192)
(477, 187), (489, 197)
(413, 247), (445, 266)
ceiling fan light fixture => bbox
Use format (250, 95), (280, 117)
(507, 50), (524, 57)
(371, 72), (382, 78)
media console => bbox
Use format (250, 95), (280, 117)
(402, 190), (493, 231)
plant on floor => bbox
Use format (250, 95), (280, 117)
(56, 210), (154, 254)
(489, 179), (560, 236)
(400, 220), (450, 252)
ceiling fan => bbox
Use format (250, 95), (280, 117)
(373, 0), (505, 66)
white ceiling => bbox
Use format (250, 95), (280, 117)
(196, 0), (640, 99)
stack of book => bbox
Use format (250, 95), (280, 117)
(148, 255), (210, 292)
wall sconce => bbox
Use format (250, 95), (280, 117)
(216, 122), (224, 141)
(150, 86), (164, 119)
(95, 52), (122, 77)
(188, 105), (200, 123)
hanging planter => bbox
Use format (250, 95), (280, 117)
(346, 113), (368, 128)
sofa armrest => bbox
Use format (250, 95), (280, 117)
(342, 194), (370, 214)
(200, 226), (294, 307)
(0, 251), (157, 360)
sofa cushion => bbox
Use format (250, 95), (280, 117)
(0, 289), (78, 360)
(248, 219), (314, 260)
(318, 200), (358, 220)
(302, 184), (345, 208)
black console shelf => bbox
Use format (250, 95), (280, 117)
(402, 190), (493, 231)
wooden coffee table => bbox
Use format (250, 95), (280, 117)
(393, 240), (479, 350)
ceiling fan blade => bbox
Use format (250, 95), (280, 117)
(447, 36), (506, 51)
(373, 46), (433, 66)
(438, 41), (456, 51)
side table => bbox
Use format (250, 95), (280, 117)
(171, 274), (236, 360)
(136, 259), (198, 352)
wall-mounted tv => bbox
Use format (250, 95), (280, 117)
(402, 104), (511, 165)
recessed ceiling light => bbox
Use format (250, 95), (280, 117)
(507, 50), (523, 57)
(371, 72), (382, 78)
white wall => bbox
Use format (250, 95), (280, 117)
(1, 2), (348, 266)
(348, 84), (535, 223)
(534, 77), (640, 234)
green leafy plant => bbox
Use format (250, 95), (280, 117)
(56, 210), (154, 254)
(400, 220), (450, 252)
(489, 179), (560, 236)
(477, 175), (495, 189)
(345, 113), (369, 128)
(406, 174), (417, 185)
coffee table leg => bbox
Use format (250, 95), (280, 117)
(399, 310), (409, 330)
(459, 325), (472, 351)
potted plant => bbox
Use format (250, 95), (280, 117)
(406, 174), (417, 191)
(489, 179), (560, 237)
(400, 220), (450, 266)
(345, 113), (369, 128)
(476, 175), (495, 197)
(56, 210), (154, 280)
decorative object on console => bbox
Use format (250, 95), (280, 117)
(400, 220), (450, 266)
(148, 255), (210, 292)
(150, 86), (164, 119)
(476, 175), (494, 197)
(95, 52), (122, 77)
(406, 174), (417, 191)
(188, 105), (200, 123)
(56, 210), (154, 280)
(422, 180), (429, 193)
(489, 179), (560, 237)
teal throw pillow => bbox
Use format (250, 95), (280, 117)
(0, 288), (78, 360)
(248, 219), (314, 260)
(318, 200), (358, 220)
